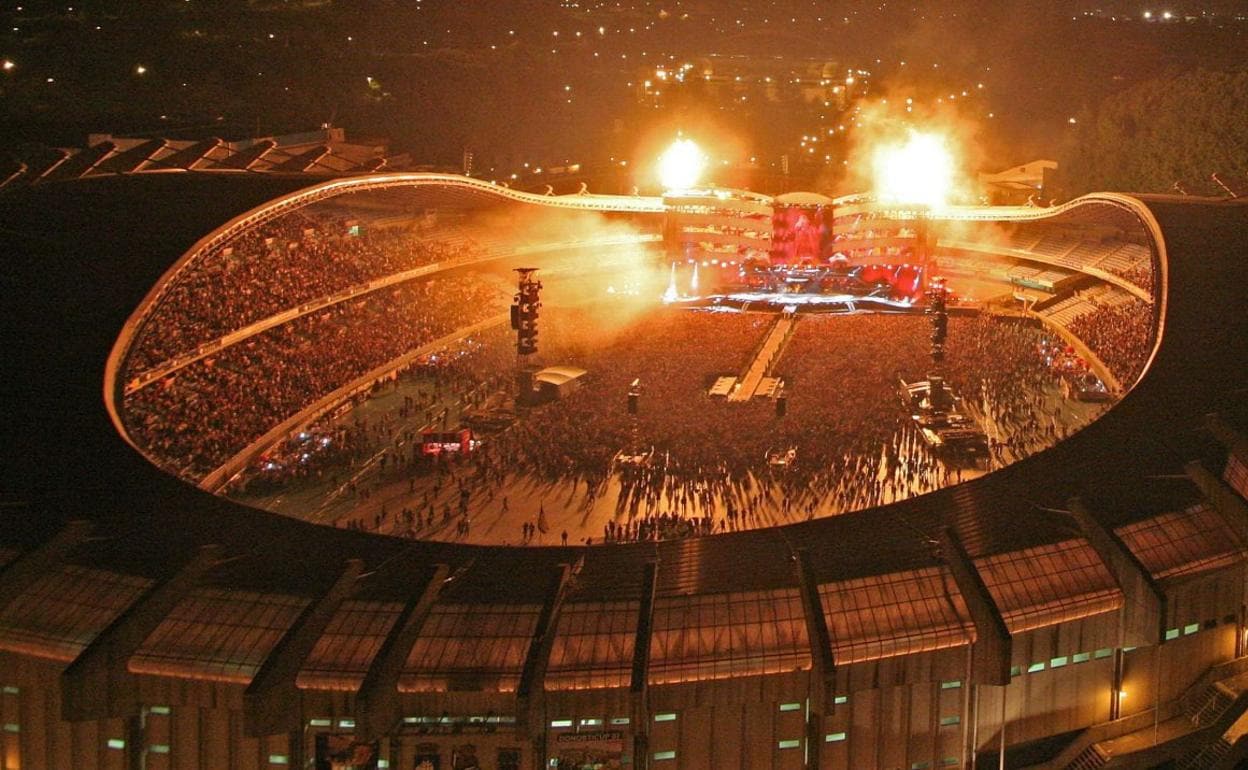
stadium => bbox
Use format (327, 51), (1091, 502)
(1, 139), (1248, 770)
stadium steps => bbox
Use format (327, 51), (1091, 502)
(1034, 660), (1248, 770)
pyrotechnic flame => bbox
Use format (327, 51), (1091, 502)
(658, 138), (707, 191)
(662, 262), (679, 303)
(872, 131), (955, 209)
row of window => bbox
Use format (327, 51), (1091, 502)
(1014, 647), (1115, 677)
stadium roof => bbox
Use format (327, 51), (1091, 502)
(1, 173), (1246, 726)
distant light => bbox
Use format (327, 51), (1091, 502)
(1142, 10), (1152, 18)
(135, 65), (147, 75)
(1068, 117), (1078, 124)
(1162, 10), (1173, 19)
(1, 59), (13, 72)
(658, 138), (707, 191)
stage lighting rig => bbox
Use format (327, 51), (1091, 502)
(511, 267), (542, 355)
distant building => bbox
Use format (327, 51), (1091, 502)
(978, 159), (1058, 205)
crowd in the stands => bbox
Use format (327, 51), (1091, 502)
(1066, 298), (1153, 384)
(125, 210), (481, 373)
(123, 273), (508, 479)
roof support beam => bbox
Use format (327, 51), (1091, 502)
(1206, 413), (1248, 465)
(793, 548), (835, 713)
(938, 528), (1011, 686)
(794, 548), (834, 770)
(630, 561), (659, 770)
(516, 561), (578, 737)
(1185, 460), (1248, 547)
(354, 563), (450, 744)
(61, 544), (222, 721)
(0, 519), (92, 613)
(244, 559), (364, 736)
(1069, 497), (1166, 647)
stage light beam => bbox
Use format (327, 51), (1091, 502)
(872, 131), (955, 209)
(658, 138), (707, 191)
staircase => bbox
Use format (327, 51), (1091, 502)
(1176, 736), (1232, 770)
(1182, 682), (1237, 728)
(1065, 745), (1109, 770)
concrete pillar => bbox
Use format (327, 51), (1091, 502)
(61, 545), (222, 721)
(245, 559), (364, 737)
(1069, 497), (1166, 647)
(938, 528), (1011, 686)
(516, 561), (577, 739)
(0, 520), (92, 613)
(630, 561), (658, 770)
(354, 563), (449, 743)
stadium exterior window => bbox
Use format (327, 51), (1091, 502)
(942, 758), (960, 766)
(550, 720), (573, 728)
(1165, 628), (1180, 641)
(1184, 623), (1201, 635)
(833, 695), (848, 705)
(610, 717), (630, 725)
(826, 732), (847, 742)
(1050, 656), (1069, 668)
(940, 716), (961, 726)
(149, 705), (171, 715)
(310, 719), (332, 727)
(1094, 648), (1114, 659)
(653, 750), (676, 761)
(911, 761), (932, 769)
(3, 724), (18, 733)
(1010, 666), (1022, 677)
(1073, 652), (1092, 664)
(654, 713), (676, 722)
(580, 718), (603, 727)
(149, 744), (170, 754)
(779, 702), (802, 712)
(337, 719), (355, 729)
(269, 755), (289, 765)
(940, 680), (962, 689)
(107, 739), (126, 750)
(378, 761), (390, 769)
(1, 686), (18, 695)
(1027, 662), (1045, 673)
(778, 739), (801, 749)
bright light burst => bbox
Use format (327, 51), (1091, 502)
(658, 138), (707, 191)
(872, 131), (955, 208)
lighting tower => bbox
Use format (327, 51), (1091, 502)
(925, 276), (952, 410)
(511, 267), (542, 355)
(511, 268), (542, 403)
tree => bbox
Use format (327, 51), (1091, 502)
(1055, 69), (1248, 198)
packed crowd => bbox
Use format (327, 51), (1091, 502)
(373, 307), (1095, 543)
(126, 209), (482, 373)
(123, 272), (509, 480)
(1066, 298), (1153, 384)
(1113, 263), (1156, 296)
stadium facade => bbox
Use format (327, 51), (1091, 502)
(2, 168), (1248, 770)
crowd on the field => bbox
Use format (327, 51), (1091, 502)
(125, 210), (480, 373)
(1066, 298), (1153, 384)
(122, 272), (509, 480)
(337, 308), (1123, 544)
